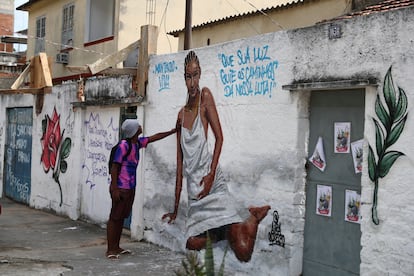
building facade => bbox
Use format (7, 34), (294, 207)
(17, 0), (361, 81)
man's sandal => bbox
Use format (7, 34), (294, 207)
(119, 249), (132, 255)
(106, 254), (120, 260)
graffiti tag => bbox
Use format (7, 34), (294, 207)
(83, 113), (118, 189)
(153, 60), (178, 92)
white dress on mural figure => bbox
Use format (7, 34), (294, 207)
(181, 96), (242, 238)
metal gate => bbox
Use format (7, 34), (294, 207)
(303, 90), (364, 275)
(4, 107), (33, 204)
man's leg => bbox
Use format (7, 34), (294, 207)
(114, 219), (124, 251)
(107, 218), (122, 256)
(114, 189), (134, 253)
(107, 193), (126, 257)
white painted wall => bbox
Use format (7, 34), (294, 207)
(143, 6), (414, 276)
(79, 106), (120, 225)
(30, 83), (80, 220)
(145, 32), (304, 276)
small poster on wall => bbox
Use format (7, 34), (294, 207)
(309, 137), (326, 172)
(334, 122), (351, 153)
(351, 139), (364, 174)
(316, 185), (332, 217)
(345, 190), (361, 223)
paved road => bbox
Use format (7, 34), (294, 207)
(0, 197), (184, 275)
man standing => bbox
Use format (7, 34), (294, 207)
(107, 119), (176, 259)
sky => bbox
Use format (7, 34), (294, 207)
(14, 0), (28, 32)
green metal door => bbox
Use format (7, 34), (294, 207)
(303, 89), (365, 275)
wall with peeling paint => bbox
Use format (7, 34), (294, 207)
(30, 82), (80, 220)
(143, 6), (414, 276)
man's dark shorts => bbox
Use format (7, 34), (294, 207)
(110, 188), (135, 220)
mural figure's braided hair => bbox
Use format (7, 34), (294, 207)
(183, 51), (201, 110)
(184, 50), (200, 71)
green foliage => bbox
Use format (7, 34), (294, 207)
(205, 232), (215, 276)
(175, 232), (228, 276)
(175, 251), (205, 276)
(368, 66), (407, 225)
(217, 245), (228, 275)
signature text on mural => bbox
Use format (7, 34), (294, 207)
(153, 60), (178, 92)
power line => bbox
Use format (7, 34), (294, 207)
(146, 0), (157, 25)
(224, 0), (261, 34)
(158, 0), (172, 53)
(0, 24), (106, 56)
(241, 0), (285, 30)
(5, 0), (289, 57)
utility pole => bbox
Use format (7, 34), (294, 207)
(184, 0), (192, 50)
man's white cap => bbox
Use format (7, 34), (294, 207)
(121, 119), (141, 138)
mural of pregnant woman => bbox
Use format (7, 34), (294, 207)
(162, 51), (271, 262)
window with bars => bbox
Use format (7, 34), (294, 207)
(62, 3), (74, 49)
(35, 16), (46, 54)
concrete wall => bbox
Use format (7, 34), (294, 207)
(30, 83), (81, 219)
(144, 6), (414, 276)
(0, 77), (141, 224)
(1, 4), (413, 276)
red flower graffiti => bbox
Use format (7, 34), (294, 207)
(40, 107), (72, 207)
(41, 107), (62, 172)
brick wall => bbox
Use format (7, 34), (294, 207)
(0, 13), (14, 52)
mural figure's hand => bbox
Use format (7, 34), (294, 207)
(110, 186), (121, 202)
(162, 212), (177, 224)
(197, 173), (214, 200)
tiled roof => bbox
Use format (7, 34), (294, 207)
(168, 0), (308, 36)
(328, 0), (414, 21)
(169, 0), (414, 36)
(16, 0), (41, 11)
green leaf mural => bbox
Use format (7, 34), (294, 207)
(368, 146), (376, 182)
(375, 94), (391, 130)
(368, 66), (407, 225)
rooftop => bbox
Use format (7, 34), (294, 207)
(330, 0), (414, 21)
(168, 0), (414, 36)
(168, 0), (308, 37)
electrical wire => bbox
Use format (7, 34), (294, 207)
(3, 0), (290, 56)
(158, 0), (172, 53)
(241, 0), (284, 30)
(223, 0), (261, 34)
(1, 24), (107, 56)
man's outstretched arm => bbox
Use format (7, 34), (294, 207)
(147, 127), (177, 143)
